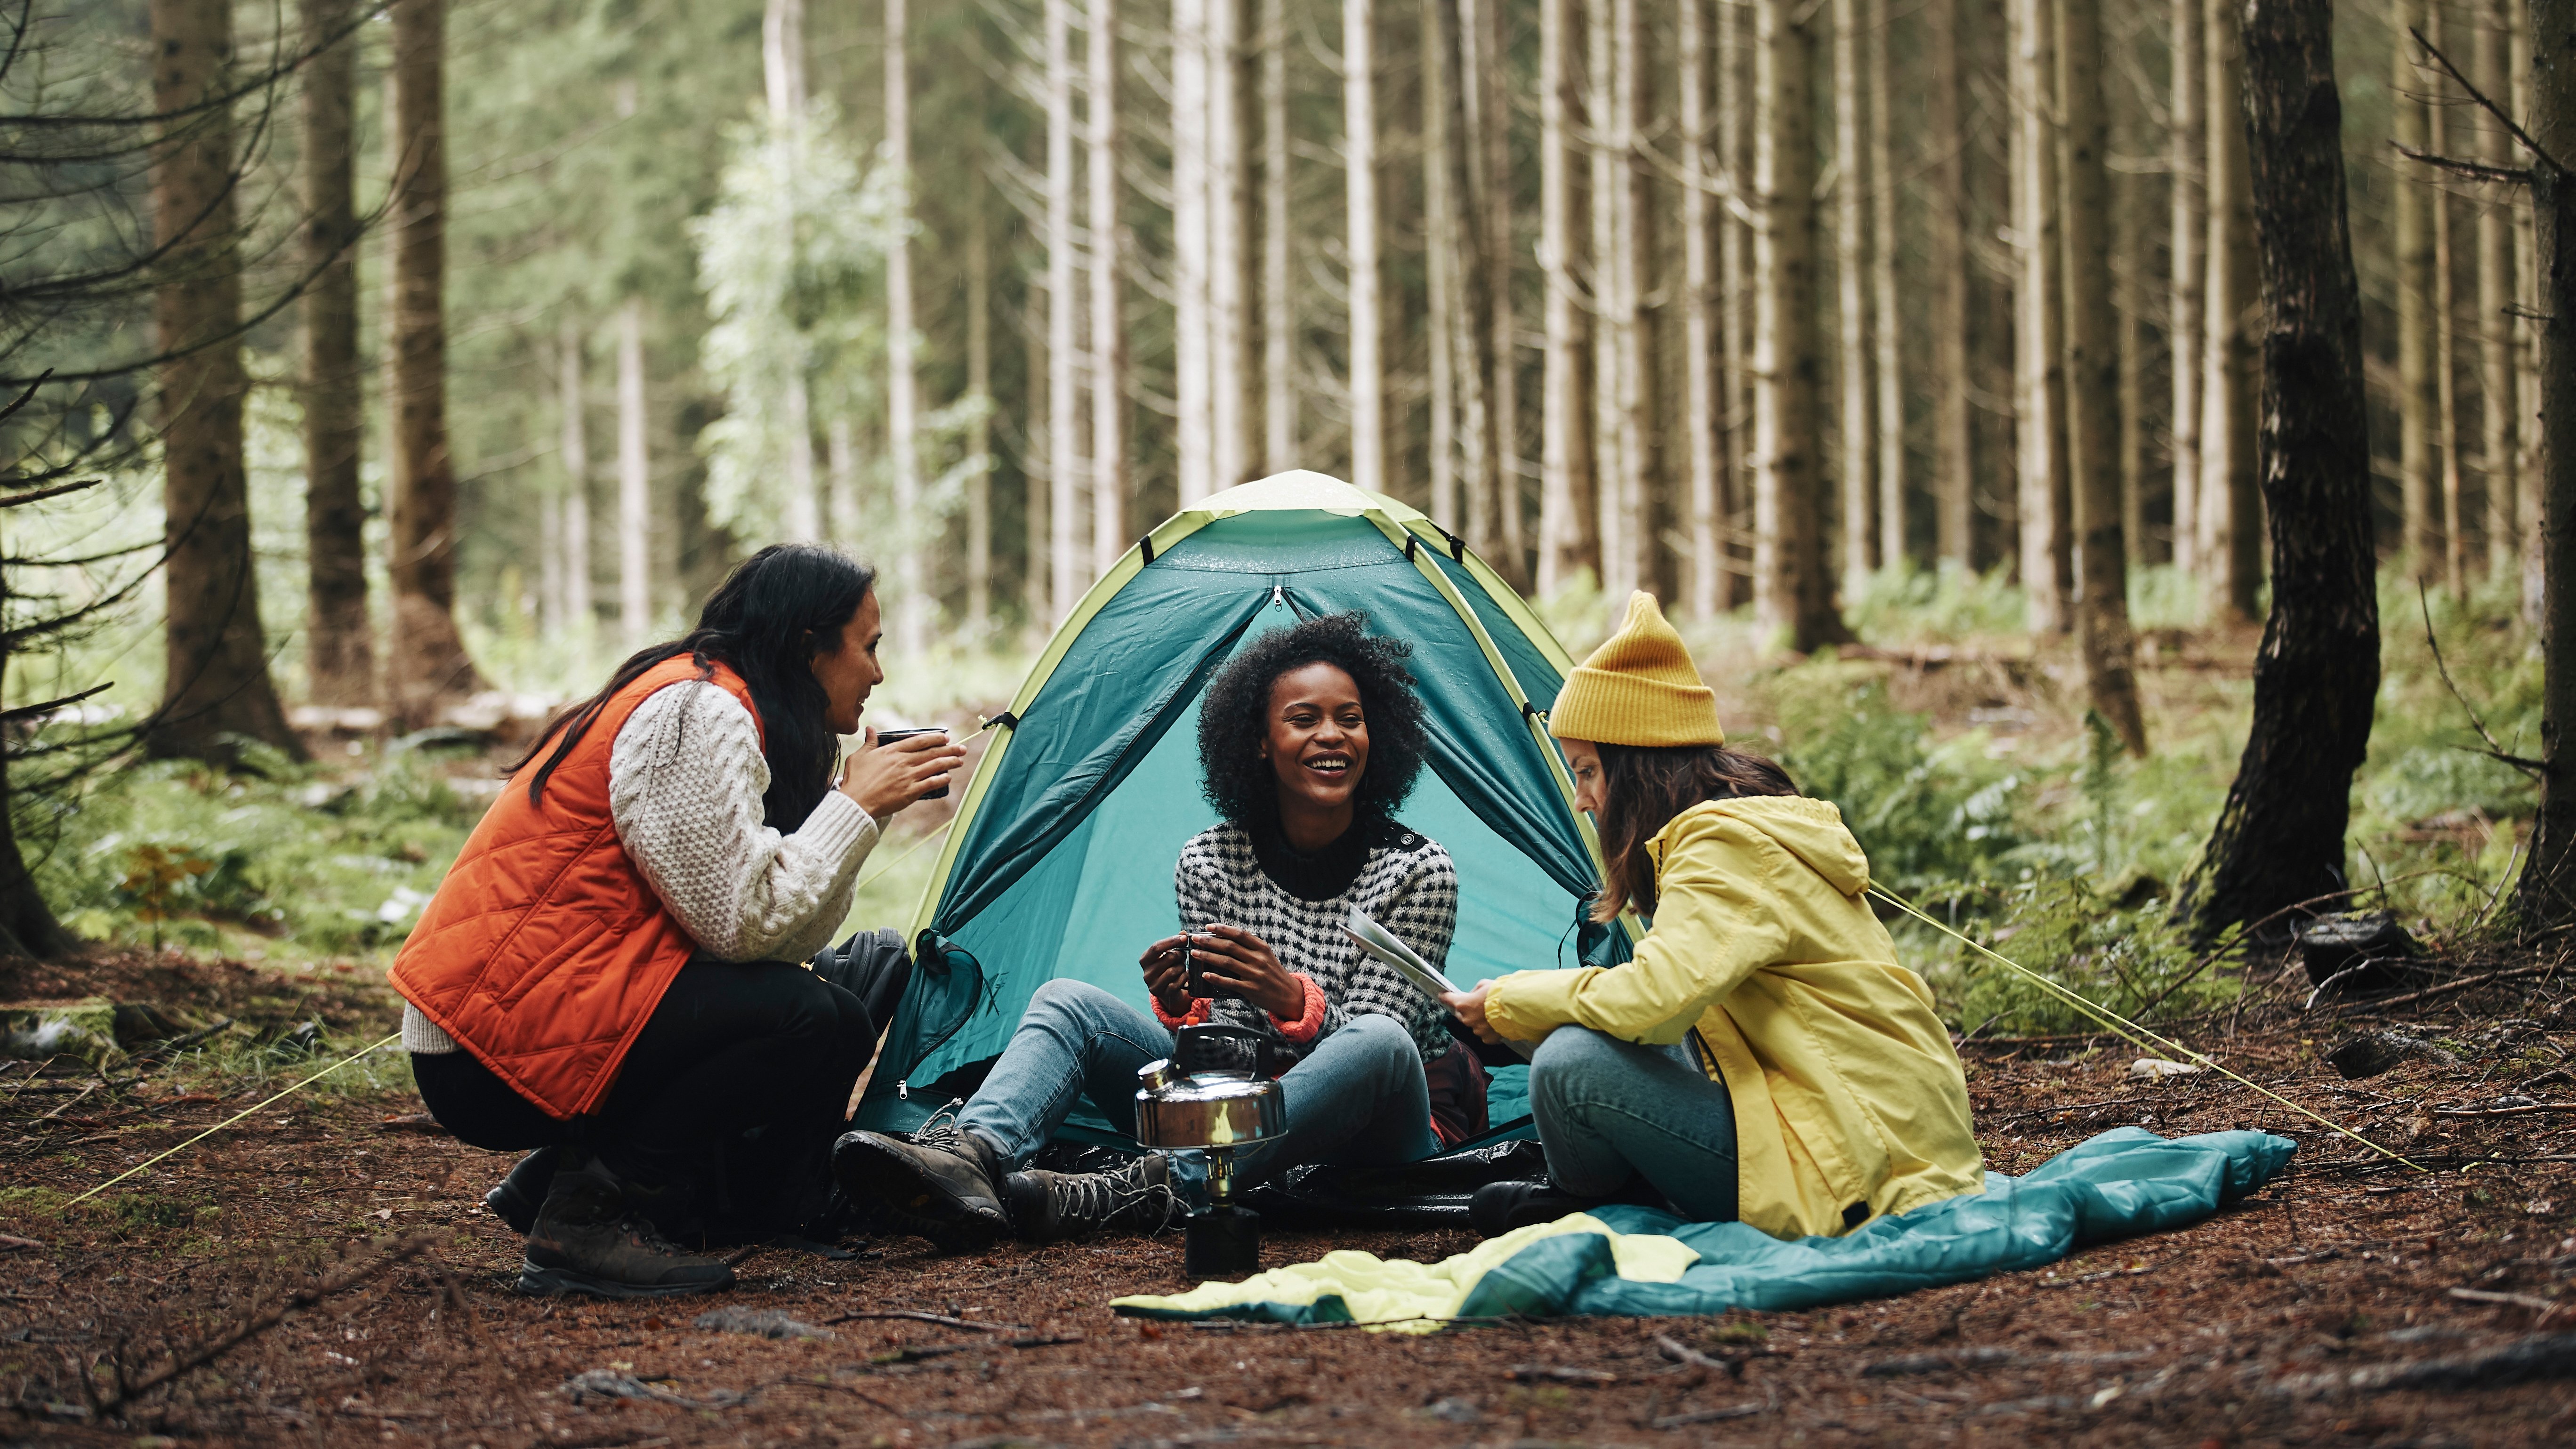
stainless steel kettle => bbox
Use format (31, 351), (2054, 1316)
(1134, 1024), (1284, 1278)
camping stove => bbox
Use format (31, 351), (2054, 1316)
(1134, 1025), (1286, 1278)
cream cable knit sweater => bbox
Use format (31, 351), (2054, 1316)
(401, 679), (878, 1054)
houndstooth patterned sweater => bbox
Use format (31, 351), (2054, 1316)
(1176, 816), (1458, 1064)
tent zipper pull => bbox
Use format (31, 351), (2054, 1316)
(1269, 584), (1284, 606)
(898, 1079), (909, 1101)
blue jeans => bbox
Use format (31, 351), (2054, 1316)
(957, 979), (1438, 1184)
(1527, 1025), (1740, 1222)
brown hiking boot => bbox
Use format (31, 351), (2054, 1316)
(830, 1100), (1011, 1251)
(518, 1157), (735, 1299)
(1004, 1153), (1182, 1243)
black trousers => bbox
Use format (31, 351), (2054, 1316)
(413, 933), (910, 1240)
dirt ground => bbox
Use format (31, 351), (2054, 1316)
(7, 951), (2576, 1448)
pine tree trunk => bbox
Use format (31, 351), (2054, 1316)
(769, 0), (818, 548)
(2012, 0), (2070, 633)
(381, 0), (480, 730)
(1718, 0), (1752, 602)
(966, 169), (993, 638)
(1927, 0), (1973, 569)
(1046, 0), (1083, 611)
(1465, 0), (1522, 580)
(2116, 171), (2149, 574)
(1425, 0), (1460, 529)
(1755, 0), (1841, 650)
(1587, 0), (1626, 593)
(2393, 3), (2440, 578)
(1023, 308), (1052, 635)
(1261, 0), (1296, 473)
(2169, 0), (2205, 575)
(1090, 0), (1127, 568)
(1344, 0), (1385, 493)
(2516, 0), (2576, 926)
(1538, 0), (1598, 591)
(2477, 0), (2519, 579)
(2201, 0), (2261, 621)
(617, 297), (651, 648)
(299, 0), (371, 709)
(1209, 0), (1252, 491)
(1612, 0), (1652, 599)
(1834, 0), (1874, 599)
(0, 574), (75, 954)
(2517, 0), (2545, 622)
(764, 0), (806, 115)
(2428, 2), (2467, 594)
(2056, 0), (2146, 755)
(557, 317), (592, 638)
(886, 0), (924, 649)
(1440, 0), (1499, 563)
(1682, 0), (1722, 615)
(2182, 0), (2379, 941)
(1868, 0), (1903, 575)
(1174, 0), (1213, 503)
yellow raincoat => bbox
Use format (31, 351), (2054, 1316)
(1483, 796), (1982, 1240)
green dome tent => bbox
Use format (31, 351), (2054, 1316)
(857, 471), (1631, 1145)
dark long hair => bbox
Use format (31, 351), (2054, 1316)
(1591, 743), (1799, 920)
(508, 545), (878, 829)
(1196, 611), (1431, 827)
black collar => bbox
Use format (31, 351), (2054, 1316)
(1249, 812), (1391, 902)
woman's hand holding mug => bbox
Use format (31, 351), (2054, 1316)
(838, 727), (966, 822)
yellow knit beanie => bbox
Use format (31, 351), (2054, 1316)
(1547, 591), (1725, 747)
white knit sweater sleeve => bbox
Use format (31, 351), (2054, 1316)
(607, 679), (878, 964)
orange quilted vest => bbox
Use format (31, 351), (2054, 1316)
(389, 657), (762, 1119)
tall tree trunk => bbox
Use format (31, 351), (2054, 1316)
(2012, 0), (2070, 632)
(2428, 1), (2468, 593)
(966, 167), (993, 638)
(2182, 0), (2378, 941)
(1834, 0), (1875, 598)
(2517, 0), (2576, 925)
(2201, 0), (2261, 621)
(2393, 3), (2440, 578)
(1175, 0), (1213, 502)
(1927, 0), (1973, 569)
(2116, 169), (2149, 573)
(617, 297), (651, 648)
(557, 317), (592, 638)
(2169, 0), (2205, 576)
(1209, 0), (1252, 491)
(149, 0), (305, 761)
(1046, 0), (1083, 612)
(301, 0), (370, 708)
(764, 0), (806, 115)
(1682, 0), (1722, 615)
(1538, 0), (1598, 590)
(885, 0), (923, 651)
(1260, 0), (1296, 473)
(2518, 0), (2545, 622)
(382, 0), (477, 731)
(2056, 0), (2146, 754)
(770, 0), (819, 547)
(1586, 0), (1621, 589)
(1344, 0), (1385, 493)
(1439, 0), (1499, 562)
(1023, 304), (1052, 636)
(1868, 0), (1903, 575)
(0, 607), (76, 955)
(1425, 0), (1460, 528)
(1718, 0), (1753, 601)
(1090, 0), (1127, 569)
(1613, 0), (1653, 598)
(1755, 0), (1841, 650)
(2477, 0), (2519, 580)
(1464, 0), (1522, 580)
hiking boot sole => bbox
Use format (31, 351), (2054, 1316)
(516, 1259), (735, 1299)
(831, 1133), (1009, 1252)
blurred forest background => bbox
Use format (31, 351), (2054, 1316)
(0, 0), (2566, 1032)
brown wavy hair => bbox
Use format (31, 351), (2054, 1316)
(1589, 743), (1799, 920)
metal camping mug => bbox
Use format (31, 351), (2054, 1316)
(873, 726), (951, 799)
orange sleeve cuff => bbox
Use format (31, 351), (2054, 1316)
(1152, 994), (1213, 1031)
(1270, 974), (1328, 1043)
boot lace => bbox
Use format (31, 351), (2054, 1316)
(907, 1098), (974, 1158)
(1045, 1159), (1178, 1234)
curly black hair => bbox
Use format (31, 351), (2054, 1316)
(1197, 611), (1432, 828)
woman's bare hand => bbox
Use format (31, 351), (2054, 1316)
(1187, 923), (1305, 1021)
(837, 729), (966, 822)
(1139, 934), (1195, 1015)
(1441, 982), (1504, 1045)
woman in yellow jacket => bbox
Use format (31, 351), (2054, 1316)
(1447, 593), (1984, 1240)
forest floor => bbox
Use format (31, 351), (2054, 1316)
(6, 951), (2576, 1447)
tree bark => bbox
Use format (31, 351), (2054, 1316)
(1023, 304), (1052, 636)
(2012, 0), (2071, 633)
(2056, 0), (2146, 755)
(1439, 0), (1500, 564)
(2169, 0), (2205, 575)
(2515, 0), (2576, 925)
(1868, 0), (1903, 575)
(2477, 0), (2519, 579)
(1090, 0), (1127, 569)
(1425, 0), (1460, 528)
(2515, 0), (2543, 620)
(1587, 0), (1627, 592)
(1682, 0), (1722, 615)
(1834, 0), (1875, 598)
(2427, 1), (2467, 594)
(1755, 0), (1842, 650)
(383, 0), (479, 729)
(2181, 0), (2379, 941)
(770, 0), (819, 547)
(1718, 0), (1752, 602)
(1464, 0), (1522, 580)
(2116, 166), (2150, 573)
(1210, 0), (1252, 492)
(1927, 0), (1973, 569)
(1046, 0), (1083, 611)
(1173, 0), (1212, 503)
(1612, 0), (1652, 599)
(0, 592), (76, 956)
(2201, 0), (2261, 621)
(966, 166), (993, 638)
(885, 0), (924, 649)
(1261, 0), (1296, 473)
(298, 0), (372, 709)
(1538, 0), (1598, 590)
(617, 296), (651, 649)
(557, 316), (592, 638)
(2393, 3), (2439, 578)
(1344, 0), (1385, 493)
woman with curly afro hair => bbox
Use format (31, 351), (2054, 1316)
(834, 612), (1480, 1250)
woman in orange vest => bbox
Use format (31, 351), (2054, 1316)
(391, 545), (963, 1299)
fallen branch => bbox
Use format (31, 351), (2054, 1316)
(1656, 1334), (1736, 1375)
(1507, 1363), (1616, 1385)
(2432, 1103), (2576, 1119)
(2271, 1331), (2576, 1397)
(1862, 1347), (2151, 1377)
(2349, 966), (2562, 1013)
(91, 1232), (442, 1417)
(2448, 1286), (2564, 1320)
(1650, 1400), (1769, 1428)
(820, 1309), (1031, 1333)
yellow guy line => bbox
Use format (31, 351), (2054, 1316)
(69, 1032), (402, 1205)
(1868, 885), (2427, 1173)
